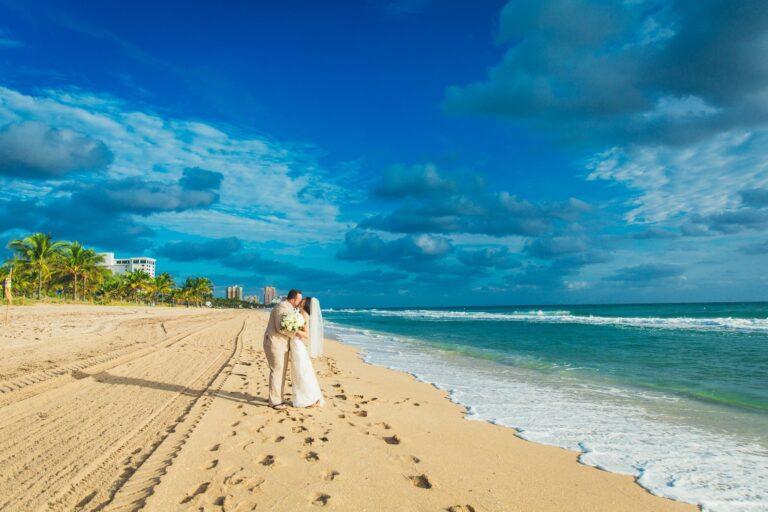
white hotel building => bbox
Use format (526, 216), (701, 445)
(98, 253), (156, 278)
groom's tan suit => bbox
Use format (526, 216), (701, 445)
(263, 300), (295, 406)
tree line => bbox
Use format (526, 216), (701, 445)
(1, 233), (213, 306)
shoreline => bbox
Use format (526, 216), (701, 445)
(323, 322), (701, 512)
(326, 306), (768, 511)
(0, 305), (697, 510)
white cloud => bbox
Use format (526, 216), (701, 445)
(151, 209), (350, 244)
(642, 95), (719, 121)
(586, 129), (768, 223)
(0, 86), (347, 243)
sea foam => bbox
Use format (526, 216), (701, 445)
(327, 308), (768, 333)
(328, 323), (768, 512)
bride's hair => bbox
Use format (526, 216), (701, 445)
(302, 297), (313, 315)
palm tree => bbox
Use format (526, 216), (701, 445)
(120, 270), (152, 302)
(149, 272), (175, 304)
(8, 233), (66, 299)
(2, 232), (221, 307)
(98, 273), (122, 303)
(79, 250), (105, 301)
(2, 258), (34, 298)
(60, 242), (90, 300)
(182, 277), (213, 306)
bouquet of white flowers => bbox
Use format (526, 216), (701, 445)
(280, 309), (305, 333)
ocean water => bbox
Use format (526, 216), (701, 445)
(324, 303), (768, 512)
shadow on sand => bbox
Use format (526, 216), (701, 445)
(71, 369), (271, 407)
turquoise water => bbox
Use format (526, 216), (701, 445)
(328, 303), (768, 413)
(325, 302), (768, 511)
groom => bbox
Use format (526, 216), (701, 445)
(263, 289), (304, 409)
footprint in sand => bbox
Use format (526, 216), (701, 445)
(324, 470), (340, 481)
(304, 436), (315, 446)
(446, 506), (476, 512)
(354, 410), (368, 418)
(312, 493), (331, 506)
(179, 482), (210, 504)
(260, 455), (275, 466)
(274, 435), (285, 443)
(383, 435), (400, 445)
(408, 474), (432, 489)
(304, 451), (319, 462)
(397, 454), (422, 465)
(206, 459), (219, 470)
(209, 444), (220, 452)
(224, 468), (265, 492)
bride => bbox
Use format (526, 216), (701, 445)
(290, 296), (324, 407)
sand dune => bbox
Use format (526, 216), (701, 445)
(0, 306), (695, 511)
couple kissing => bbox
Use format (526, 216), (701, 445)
(262, 289), (324, 410)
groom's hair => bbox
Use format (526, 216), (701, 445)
(287, 289), (302, 300)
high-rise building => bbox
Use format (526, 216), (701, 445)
(226, 285), (243, 301)
(263, 286), (277, 305)
(97, 253), (156, 278)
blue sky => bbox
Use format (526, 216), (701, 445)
(1, 0), (768, 306)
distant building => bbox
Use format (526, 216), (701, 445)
(263, 286), (277, 305)
(98, 253), (156, 278)
(226, 285), (244, 301)
(245, 295), (260, 304)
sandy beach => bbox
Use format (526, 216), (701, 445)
(0, 305), (696, 511)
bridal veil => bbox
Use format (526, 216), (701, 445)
(309, 297), (324, 358)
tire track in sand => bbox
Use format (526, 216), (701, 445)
(0, 313), (246, 511)
(0, 315), (220, 407)
(101, 318), (247, 511)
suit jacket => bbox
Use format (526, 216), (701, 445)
(264, 300), (295, 345)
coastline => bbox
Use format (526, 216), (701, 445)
(146, 309), (695, 511)
(0, 305), (696, 511)
(326, 304), (768, 512)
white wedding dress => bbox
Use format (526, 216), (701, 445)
(290, 298), (324, 407)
